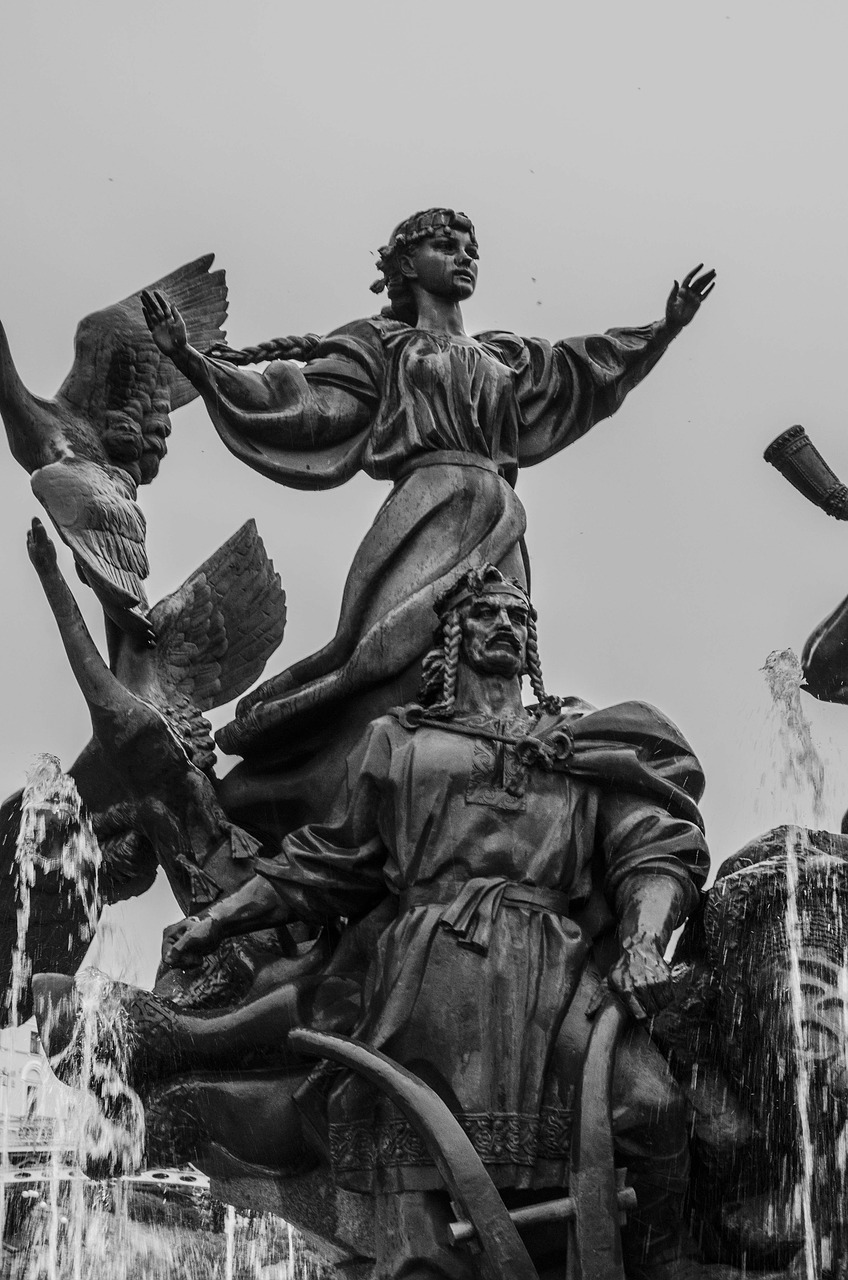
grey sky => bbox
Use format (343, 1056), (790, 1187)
(1, 1), (847, 983)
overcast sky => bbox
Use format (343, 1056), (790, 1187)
(2, 1), (847, 985)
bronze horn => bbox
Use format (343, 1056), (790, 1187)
(764, 425), (848, 519)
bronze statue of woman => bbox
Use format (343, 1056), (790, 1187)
(142, 209), (714, 833)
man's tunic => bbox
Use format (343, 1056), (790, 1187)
(256, 699), (709, 1193)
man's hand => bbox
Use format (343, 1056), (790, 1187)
(141, 289), (189, 359)
(605, 930), (676, 1022)
(665, 264), (716, 332)
(161, 914), (223, 969)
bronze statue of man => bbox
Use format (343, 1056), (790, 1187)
(163, 564), (710, 1280)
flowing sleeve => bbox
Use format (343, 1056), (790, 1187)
(185, 320), (385, 490)
(252, 719), (393, 922)
(597, 790), (709, 919)
(477, 322), (676, 467)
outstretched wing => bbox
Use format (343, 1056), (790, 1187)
(151, 519), (286, 710)
(31, 457), (150, 637)
(115, 521), (285, 768)
(56, 255), (228, 485)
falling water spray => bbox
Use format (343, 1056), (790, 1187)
(763, 650), (830, 1277)
(8, 754), (101, 1028)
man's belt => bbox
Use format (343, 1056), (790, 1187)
(399, 878), (570, 955)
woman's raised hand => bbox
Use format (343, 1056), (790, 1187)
(665, 264), (716, 332)
(141, 288), (189, 358)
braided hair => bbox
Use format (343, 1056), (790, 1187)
(205, 333), (322, 366)
(417, 564), (562, 718)
(370, 207), (477, 326)
(525, 612), (563, 717)
(419, 610), (463, 718)
(204, 208), (477, 365)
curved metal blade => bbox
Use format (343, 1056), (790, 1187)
(566, 997), (629, 1280)
(289, 1028), (539, 1280)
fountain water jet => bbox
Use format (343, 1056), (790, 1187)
(763, 648), (843, 1277)
(8, 756), (101, 1029)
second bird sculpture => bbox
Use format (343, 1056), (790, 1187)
(0, 255), (228, 646)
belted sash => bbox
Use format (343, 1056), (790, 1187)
(392, 450), (504, 485)
(399, 878), (571, 955)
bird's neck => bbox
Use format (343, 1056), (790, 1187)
(0, 318), (33, 412)
(0, 318), (56, 469)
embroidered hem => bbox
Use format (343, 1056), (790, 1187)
(329, 1106), (572, 1176)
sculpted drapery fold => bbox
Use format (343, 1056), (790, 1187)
(193, 318), (676, 771)
(191, 317), (674, 488)
(253, 701), (707, 1192)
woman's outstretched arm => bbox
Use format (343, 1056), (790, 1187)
(498, 264), (716, 467)
(141, 290), (376, 479)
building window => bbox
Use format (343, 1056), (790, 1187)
(29, 1032), (40, 1056)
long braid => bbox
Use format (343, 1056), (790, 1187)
(425, 611), (462, 719)
(206, 210), (477, 361)
(204, 334), (322, 365)
(418, 647), (446, 708)
(525, 613), (562, 715)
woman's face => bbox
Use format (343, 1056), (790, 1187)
(400, 226), (479, 302)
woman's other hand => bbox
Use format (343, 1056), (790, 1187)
(665, 264), (716, 332)
(141, 289), (189, 358)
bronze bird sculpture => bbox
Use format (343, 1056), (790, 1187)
(0, 515), (288, 1027)
(0, 255), (228, 646)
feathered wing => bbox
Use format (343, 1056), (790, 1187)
(31, 458), (151, 637)
(118, 520), (286, 768)
(55, 254), (228, 485)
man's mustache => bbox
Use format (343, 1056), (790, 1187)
(485, 630), (522, 653)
